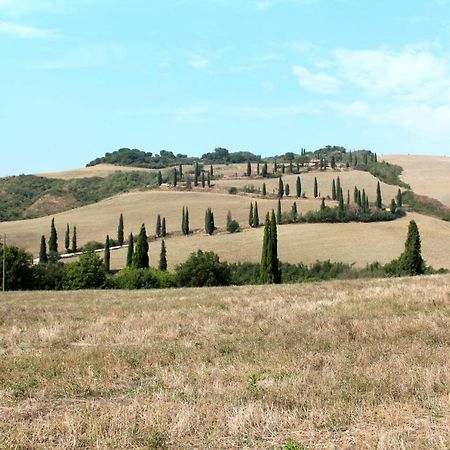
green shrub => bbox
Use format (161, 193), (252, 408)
(63, 250), (106, 290)
(227, 219), (240, 233)
(228, 186), (238, 194)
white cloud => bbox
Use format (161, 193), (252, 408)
(0, 20), (60, 39)
(0, 0), (65, 16)
(187, 52), (211, 69)
(292, 64), (341, 94)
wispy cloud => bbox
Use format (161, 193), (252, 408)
(0, 0), (66, 16)
(187, 52), (211, 69)
(292, 64), (341, 94)
(0, 20), (60, 39)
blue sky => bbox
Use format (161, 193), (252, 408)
(1, 0), (450, 175)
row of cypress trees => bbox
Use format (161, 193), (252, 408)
(39, 218), (78, 263)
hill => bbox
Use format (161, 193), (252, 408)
(382, 155), (450, 208)
(1, 275), (448, 449)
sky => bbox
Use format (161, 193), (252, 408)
(1, 0), (450, 175)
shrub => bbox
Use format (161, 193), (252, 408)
(63, 250), (106, 290)
(228, 186), (238, 194)
(113, 267), (159, 289)
(227, 219), (240, 233)
(32, 263), (65, 290)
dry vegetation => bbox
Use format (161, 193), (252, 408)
(0, 275), (449, 449)
(382, 155), (450, 208)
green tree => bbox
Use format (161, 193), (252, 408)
(249, 202), (254, 226)
(262, 183), (267, 196)
(314, 177), (318, 198)
(246, 161), (252, 177)
(39, 236), (48, 264)
(161, 217), (167, 237)
(210, 164), (214, 177)
(320, 198), (326, 211)
(296, 176), (301, 198)
(338, 188), (345, 218)
(253, 202), (260, 228)
(390, 198), (397, 214)
(397, 189), (403, 207)
(65, 224), (70, 251)
(72, 226), (77, 253)
(194, 162), (199, 186)
(201, 171), (205, 188)
(257, 162), (260, 175)
(354, 186), (358, 204)
(104, 235), (110, 273)
(226, 210), (232, 229)
(156, 214), (162, 237)
(277, 199), (282, 224)
(118, 213), (124, 246)
(133, 224), (149, 269)
(0, 245), (33, 290)
(330, 155), (336, 169)
(291, 202), (298, 221)
(126, 233), (134, 267)
(48, 218), (58, 255)
(285, 183), (290, 197)
(332, 179), (336, 200)
(173, 168), (178, 186)
(157, 171), (162, 186)
(336, 177), (341, 201)
(278, 176), (284, 198)
(205, 208), (215, 235)
(179, 164), (183, 180)
(400, 220), (425, 275)
(159, 240), (167, 271)
(262, 161), (268, 177)
(207, 171), (211, 187)
(260, 211), (281, 284)
(376, 181), (382, 209)
(64, 250), (106, 290)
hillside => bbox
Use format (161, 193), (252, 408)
(382, 155), (450, 208)
(1, 276), (448, 449)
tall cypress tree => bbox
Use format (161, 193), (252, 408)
(397, 189), (403, 208)
(157, 171), (162, 186)
(336, 177), (341, 201)
(270, 210), (281, 284)
(399, 220), (425, 275)
(210, 164), (214, 177)
(338, 188), (345, 218)
(207, 172), (211, 187)
(347, 189), (350, 206)
(173, 168), (178, 186)
(362, 189), (366, 210)
(262, 183), (267, 196)
(260, 212), (271, 283)
(118, 213), (124, 246)
(291, 202), (298, 221)
(226, 210), (232, 228)
(357, 189), (362, 208)
(262, 161), (268, 177)
(104, 235), (110, 273)
(390, 198), (397, 214)
(161, 217), (167, 237)
(257, 162), (260, 175)
(276, 198), (282, 224)
(278, 176), (284, 198)
(332, 179), (337, 200)
(201, 171), (205, 188)
(39, 236), (48, 264)
(156, 214), (162, 237)
(330, 155), (336, 169)
(72, 226), (77, 253)
(314, 177), (318, 198)
(205, 208), (215, 235)
(296, 176), (301, 198)
(49, 218), (58, 254)
(133, 224), (149, 269)
(126, 233), (134, 267)
(246, 161), (252, 177)
(253, 202), (260, 228)
(159, 240), (167, 271)
(354, 186), (358, 204)
(179, 164), (183, 180)
(249, 202), (254, 227)
(182, 207), (186, 234)
(65, 224), (70, 251)
(185, 207), (190, 235)
(285, 184), (290, 197)
(365, 195), (370, 212)
(194, 162), (199, 186)
(376, 181), (382, 209)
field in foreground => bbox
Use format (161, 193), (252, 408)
(0, 276), (449, 449)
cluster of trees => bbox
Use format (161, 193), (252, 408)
(201, 147), (261, 163)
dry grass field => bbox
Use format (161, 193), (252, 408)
(0, 276), (449, 449)
(382, 155), (450, 207)
(0, 191), (321, 256)
(107, 212), (450, 271)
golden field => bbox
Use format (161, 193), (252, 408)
(0, 275), (449, 449)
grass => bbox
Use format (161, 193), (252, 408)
(0, 275), (449, 448)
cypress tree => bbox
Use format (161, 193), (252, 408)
(296, 176), (301, 198)
(104, 235), (110, 273)
(249, 202), (254, 226)
(179, 164), (183, 180)
(354, 186), (358, 204)
(296, 162), (300, 172)
(262, 183), (267, 196)
(314, 177), (318, 198)
(270, 210), (281, 284)
(332, 179), (337, 200)
(276, 198), (282, 224)
(362, 189), (366, 210)
(397, 189), (403, 208)
(291, 202), (298, 220)
(126, 233), (134, 267)
(376, 181), (382, 209)
(185, 207), (190, 235)
(253, 202), (260, 228)
(246, 161), (252, 177)
(285, 184), (290, 197)
(347, 189), (350, 205)
(159, 240), (167, 271)
(49, 218), (58, 254)
(133, 224), (149, 269)
(72, 226), (77, 253)
(226, 210), (232, 228)
(354, 155), (358, 166)
(194, 162), (199, 186)
(205, 208), (215, 235)
(207, 171), (211, 187)
(201, 171), (205, 188)
(210, 164), (214, 177)
(161, 217), (167, 237)
(156, 214), (162, 237)
(273, 159), (277, 174)
(338, 189), (345, 218)
(278, 176), (284, 198)
(157, 171), (162, 186)
(336, 177), (341, 201)
(118, 213), (124, 246)
(320, 198), (326, 211)
(330, 155), (336, 169)
(257, 162), (260, 175)
(260, 211), (280, 284)
(262, 161), (268, 177)
(289, 161), (293, 173)
(399, 220), (425, 275)
(39, 236), (48, 264)
(365, 195), (370, 212)
(281, 164), (285, 174)
(390, 198), (397, 214)
(260, 213), (271, 283)
(357, 189), (362, 208)
(173, 168), (178, 186)
(182, 207), (186, 234)
(65, 224), (70, 251)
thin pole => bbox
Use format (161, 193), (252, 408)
(2, 234), (6, 292)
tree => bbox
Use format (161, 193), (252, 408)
(118, 213), (124, 246)
(133, 224), (149, 269)
(336, 177), (341, 201)
(260, 211), (281, 284)
(173, 168), (178, 186)
(157, 171), (162, 186)
(338, 188), (345, 218)
(49, 218), (58, 255)
(291, 202), (298, 221)
(246, 161), (252, 177)
(63, 250), (106, 290)
(276, 199), (282, 224)
(296, 176), (301, 198)
(397, 189), (403, 208)
(376, 181), (382, 209)
(0, 245), (33, 290)
(126, 233), (134, 267)
(331, 155), (336, 169)
(262, 183), (267, 196)
(210, 164), (214, 177)
(321, 198), (326, 210)
(159, 240), (167, 271)
(72, 226), (77, 253)
(179, 164), (183, 180)
(257, 162), (260, 175)
(104, 235), (110, 273)
(278, 176), (284, 198)
(285, 184), (290, 197)
(156, 214), (162, 237)
(262, 161), (268, 177)
(207, 171), (211, 187)
(226, 210), (232, 229)
(390, 198), (397, 214)
(185, 207), (190, 235)
(161, 217), (167, 237)
(314, 177), (318, 198)
(39, 236), (48, 264)
(175, 250), (231, 287)
(205, 208), (215, 235)
(354, 186), (358, 204)
(253, 202), (260, 228)
(65, 224), (70, 251)
(194, 162), (199, 186)
(249, 202), (254, 227)
(332, 179), (336, 200)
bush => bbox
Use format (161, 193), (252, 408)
(0, 245), (34, 290)
(63, 250), (106, 290)
(175, 250), (231, 287)
(228, 186), (238, 195)
(227, 219), (240, 233)
(112, 267), (176, 289)
(32, 263), (65, 290)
